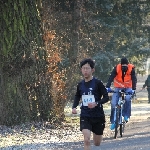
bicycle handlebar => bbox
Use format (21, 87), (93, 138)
(108, 89), (134, 96)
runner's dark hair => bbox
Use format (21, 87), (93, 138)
(80, 58), (95, 69)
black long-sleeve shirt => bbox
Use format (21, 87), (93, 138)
(72, 77), (109, 117)
(106, 65), (137, 90)
(143, 75), (150, 88)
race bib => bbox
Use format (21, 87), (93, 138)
(82, 95), (95, 106)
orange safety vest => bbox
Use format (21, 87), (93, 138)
(114, 64), (134, 88)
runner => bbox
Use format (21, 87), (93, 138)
(72, 58), (109, 150)
(142, 74), (150, 103)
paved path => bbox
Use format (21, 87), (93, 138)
(1, 75), (150, 150)
(54, 105), (150, 150)
(27, 103), (150, 150)
(2, 102), (150, 150)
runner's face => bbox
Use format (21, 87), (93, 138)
(81, 63), (94, 79)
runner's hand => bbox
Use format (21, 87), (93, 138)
(88, 102), (97, 108)
(72, 108), (77, 114)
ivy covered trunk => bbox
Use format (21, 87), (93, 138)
(0, 0), (51, 126)
(41, 0), (68, 124)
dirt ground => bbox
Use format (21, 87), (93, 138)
(99, 115), (150, 150)
(1, 113), (150, 150)
(54, 115), (150, 150)
(1, 75), (150, 150)
(50, 115), (150, 150)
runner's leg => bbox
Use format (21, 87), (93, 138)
(93, 133), (102, 146)
(82, 129), (91, 150)
(147, 88), (150, 103)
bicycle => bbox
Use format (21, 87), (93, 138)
(109, 89), (134, 139)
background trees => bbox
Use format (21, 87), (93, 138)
(0, 0), (150, 126)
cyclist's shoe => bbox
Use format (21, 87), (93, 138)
(124, 116), (129, 122)
(110, 124), (116, 130)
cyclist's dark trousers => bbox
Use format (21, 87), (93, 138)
(147, 87), (150, 103)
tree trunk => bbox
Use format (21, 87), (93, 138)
(0, 0), (48, 126)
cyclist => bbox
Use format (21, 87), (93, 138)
(106, 57), (137, 130)
(142, 74), (150, 103)
(72, 58), (109, 150)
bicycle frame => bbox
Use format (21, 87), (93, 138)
(114, 90), (125, 124)
(113, 89), (130, 139)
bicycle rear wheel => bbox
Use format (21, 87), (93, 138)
(114, 109), (119, 139)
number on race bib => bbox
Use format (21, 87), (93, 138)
(82, 95), (95, 106)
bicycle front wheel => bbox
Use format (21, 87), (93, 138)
(120, 124), (123, 137)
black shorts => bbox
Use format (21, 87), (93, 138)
(80, 116), (105, 135)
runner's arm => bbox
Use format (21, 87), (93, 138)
(143, 79), (148, 88)
(96, 81), (109, 105)
(72, 84), (81, 108)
